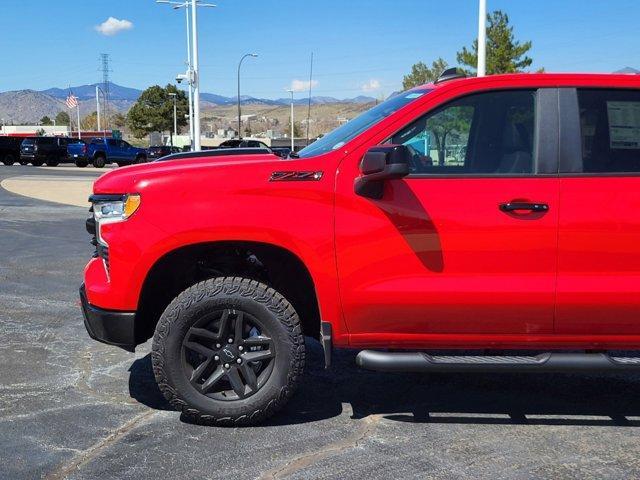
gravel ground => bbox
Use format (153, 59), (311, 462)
(2, 164), (640, 480)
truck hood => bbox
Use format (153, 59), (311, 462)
(93, 153), (284, 194)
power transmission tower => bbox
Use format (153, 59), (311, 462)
(99, 54), (112, 130)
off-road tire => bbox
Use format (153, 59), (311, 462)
(75, 160), (88, 168)
(45, 155), (59, 167)
(93, 154), (106, 168)
(2, 153), (15, 166)
(152, 277), (305, 426)
(116, 161), (128, 167)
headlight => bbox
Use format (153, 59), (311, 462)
(93, 194), (141, 222)
(91, 194), (141, 246)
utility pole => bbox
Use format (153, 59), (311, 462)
(185, 4), (194, 150)
(237, 53), (258, 139)
(96, 85), (101, 133)
(287, 89), (294, 151)
(477, 0), (487, 77)
(191, 0), (201, 150)
(100, 54), (111, 128)
(169, 92), (177, 146)
(156, 0), (214, 150)
(306, 52), (313, 143)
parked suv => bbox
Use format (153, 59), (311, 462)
(0, 136), (23, 165)
(68, 138), (147, 168)
(81, 72), (640, 426)
(20, 136), (73, 166)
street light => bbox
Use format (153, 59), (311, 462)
(168, 92), (177, 146)
(237, 53), (258, 139)
(477, 0), (487, 77)
(156, 0), (216, 151)
(286, 89), (294, 151)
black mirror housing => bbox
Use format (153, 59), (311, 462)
(355, 145), (411, 199)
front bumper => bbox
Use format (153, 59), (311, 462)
(80, 284), (137, 352)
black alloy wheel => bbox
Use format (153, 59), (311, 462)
(182, 308), (276, 401)
(152, 277), (305, 426)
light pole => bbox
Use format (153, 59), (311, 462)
(477, 0), (487, 77)
(168, 92), (177, 146)
(287, 89), (294, 151)
(156, 0), (215, 151)
(237, 53), (258, 139)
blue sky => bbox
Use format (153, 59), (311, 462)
(0, 0), (638, 98)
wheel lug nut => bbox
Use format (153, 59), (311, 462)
(214, 355), (219, 361)
(224, 363), (230, 369)
(238, 346), (243, 351)
(227, 338), (233, 344)
(216, 343), (221, 348)
(236, 358), (242, 364)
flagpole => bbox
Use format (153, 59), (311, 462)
(77, 104), (81, 139)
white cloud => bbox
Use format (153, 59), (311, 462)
(95, 17), (134, 36)
(288, 79), (319, 93)
(361, 79), (381, 92)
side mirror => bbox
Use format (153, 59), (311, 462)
(354, 145), (411, 199)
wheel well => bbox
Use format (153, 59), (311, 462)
(135, 242), (321, 344)
(94, 151), (106, 158)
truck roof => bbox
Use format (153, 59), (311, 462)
(424, 72), (640, 91)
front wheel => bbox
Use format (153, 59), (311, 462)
(152, 277), (305, 426)
(2, 153), (15, 165)
(45, 155), (59, 167)
(93, 155), (106, 168)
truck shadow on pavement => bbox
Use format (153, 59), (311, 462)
(128, 339), (640, 428)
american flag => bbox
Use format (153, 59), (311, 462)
(66, 92), (78, 109)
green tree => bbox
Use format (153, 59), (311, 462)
(402, 58), (449, 90)
(457, 10), (533, 75)
(287, 120), (302, 138)
(35, 128), (46, 136)
(55, 111), (70, 126)
(126, 84), (188, 138)
(427, 105), (474, 165)
(81, 111), (98, 130)
(110, 112), (126, 129)
(40, 115), (53, 126)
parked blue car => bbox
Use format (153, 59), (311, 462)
(68, 138), (147, 168)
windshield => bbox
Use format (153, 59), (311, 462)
(297, 89), (431, 158)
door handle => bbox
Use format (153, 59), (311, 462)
(499, 202), (549, 213)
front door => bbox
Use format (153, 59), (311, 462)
(335, 89), (560, 342)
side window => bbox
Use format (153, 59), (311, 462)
(107, 139), (118, 147)
(388, 90), (536, 175)
(578, 89), (640, 173)
(120, 141), (130, 148)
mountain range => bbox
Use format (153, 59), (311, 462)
(40, 82), (375, 106)
(0, 81), (377, 124)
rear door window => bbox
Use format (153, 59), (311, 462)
(577, 89), (640, 173)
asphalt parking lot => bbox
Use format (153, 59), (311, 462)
(2, 164), (640, 479)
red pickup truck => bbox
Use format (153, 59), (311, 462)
(81, 71), (640, 426)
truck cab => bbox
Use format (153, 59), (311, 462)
(81, 72), (640, 425)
